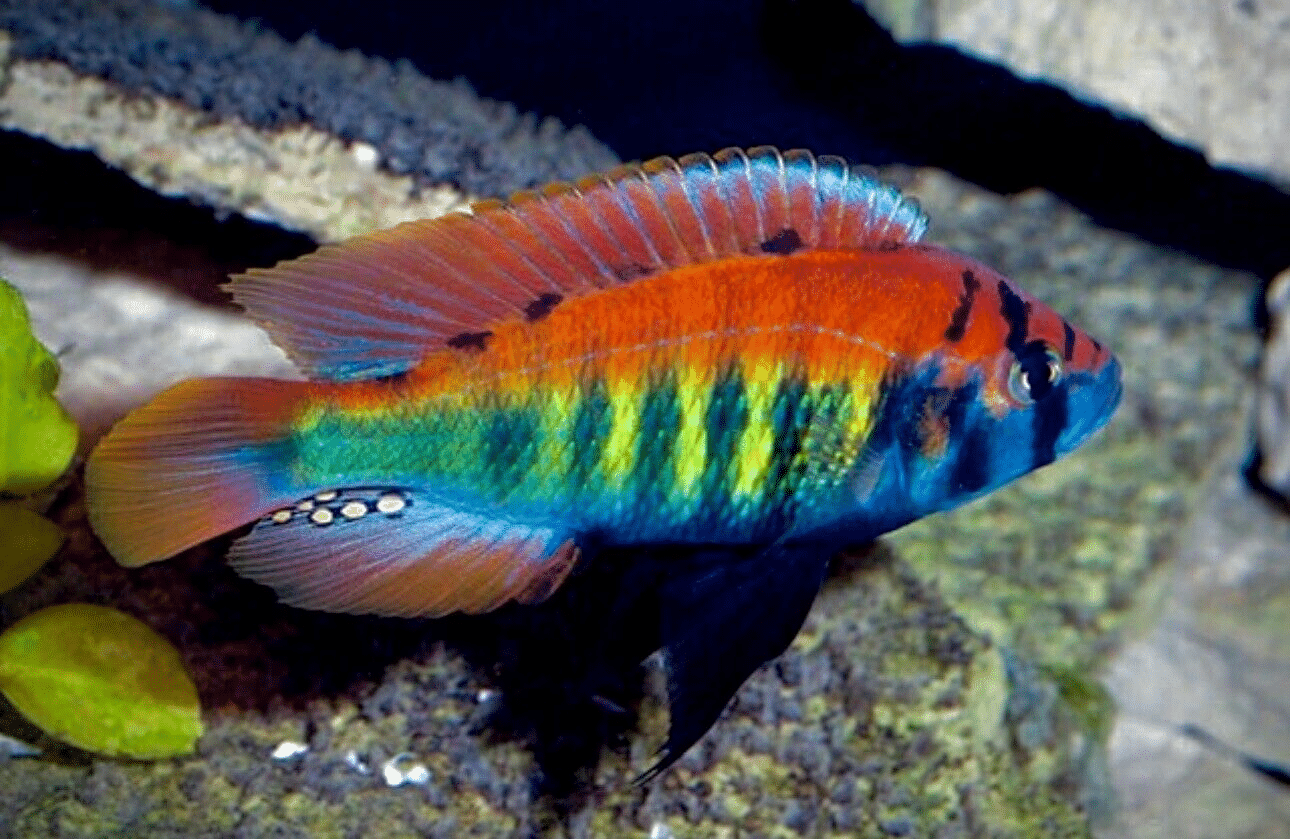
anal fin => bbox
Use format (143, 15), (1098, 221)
(228, 488), (579, 618)
(642, 543), (832, 780)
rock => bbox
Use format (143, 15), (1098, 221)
(861, 0), (1290, 190)
(0, 0), (620, 240)
(1257, 268), (1290, 495)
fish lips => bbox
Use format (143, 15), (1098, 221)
(1055, 356), (1123, 456)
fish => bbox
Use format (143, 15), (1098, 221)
(85, 146), (1122, 774)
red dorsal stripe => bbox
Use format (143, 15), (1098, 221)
(228, 146), (928, 382)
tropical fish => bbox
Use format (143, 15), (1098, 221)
(86, 147), (1121, 772)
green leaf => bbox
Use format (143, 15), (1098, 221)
(0, 503), (65, 594)
(0, 278), (78, 495)
(0, 604), (203, 759)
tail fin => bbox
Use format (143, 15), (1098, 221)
(85, 377), (309, 567)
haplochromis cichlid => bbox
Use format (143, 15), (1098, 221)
(86, 147), (1121, 772)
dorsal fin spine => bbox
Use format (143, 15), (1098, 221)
(713, 147), (768, 247)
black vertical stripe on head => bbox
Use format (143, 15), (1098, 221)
(951, 423), (992, 495)
(572, 376), (611, 490)
(997, 280), (1031, 354)
(943, 270), (981, 342)
(1030, 385), (1068, 469)
(759, 228), (804, 255)
(703, 365), (748, 505)
(636, 369), (680, 499)
(1062, 321), (1077, 362)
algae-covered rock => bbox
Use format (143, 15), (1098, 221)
(0, 276), (78, 495)
(0, 604), (203, 759)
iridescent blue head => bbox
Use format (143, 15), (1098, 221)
(854, 249), (1121, 530)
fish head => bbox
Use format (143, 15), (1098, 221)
(869, 249), (1122, 519)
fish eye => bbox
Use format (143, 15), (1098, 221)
(1008, 344), (1063, 403)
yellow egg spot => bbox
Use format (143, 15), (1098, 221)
(310, 508), (334, 525)
(376, 494), (405, 514)
(270, 509), (292, 525)
(315, 490), (338, 502)
(296, 500), (315, 512)
(340, 501), (367, 519)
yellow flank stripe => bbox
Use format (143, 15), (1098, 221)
(811, 372), (879, 486)
(731, 361), (780, 506)
(847, 376), (878, 450)
(672, 364), (709, 509)
(599, 377), (641, 491)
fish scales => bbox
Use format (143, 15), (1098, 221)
(290, 253), (892, 541)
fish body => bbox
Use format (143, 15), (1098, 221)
(86, 148), (1121, 769)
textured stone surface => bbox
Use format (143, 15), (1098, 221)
(0, 32), (466, 242)
(1256, 268), (1290, 494)
(861, 0), (1290, 189)
(0, 0), (618, 200)
(1104, 456), (1290, 839)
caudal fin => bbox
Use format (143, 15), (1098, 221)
(85, 377), (309, 567)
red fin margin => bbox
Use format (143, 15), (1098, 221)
(227, 147), (928, 382)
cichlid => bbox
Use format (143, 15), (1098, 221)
(86, 147), (1121, 771)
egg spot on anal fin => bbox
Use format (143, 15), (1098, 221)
(228, 488), (578, 618)
(446, 330), (494, 352)
(759, 228), (804, 255)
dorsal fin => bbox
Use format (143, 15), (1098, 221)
(228, 146), (928, 381)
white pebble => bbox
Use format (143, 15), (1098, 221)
(270, 740), (308, 760)
(382, 753), (431, 787)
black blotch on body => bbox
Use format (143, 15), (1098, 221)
(944, 269), (981, 342)
(525, 293), (563, 321)
(1062, 321), (1077, 361)
(759, 227), (804, 255)
(447, 330), (493, 351)
(997, 280), (1030, 354)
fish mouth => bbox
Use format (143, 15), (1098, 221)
(1057, 357), (1123, 454)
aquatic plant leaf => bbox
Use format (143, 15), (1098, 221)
(0, 604), (202, 758)
(0, 503), (65, 594)
(0, 278), (78, 495)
